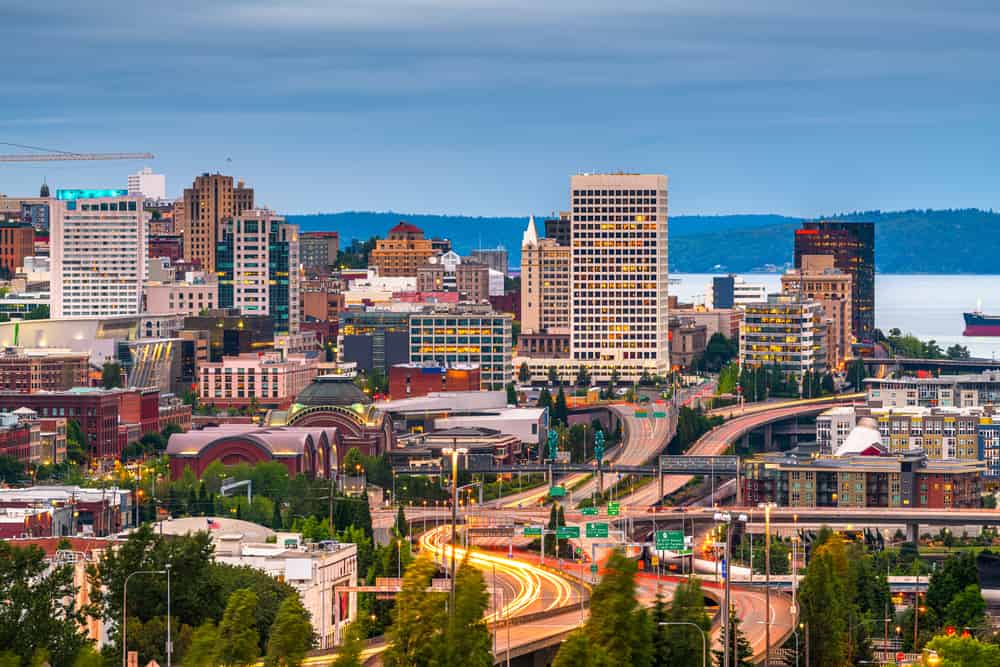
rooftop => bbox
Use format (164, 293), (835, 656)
(295, 375), (372, 407)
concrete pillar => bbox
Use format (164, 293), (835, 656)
(763, 423), (774, 451)
(906, 522), (920, 545)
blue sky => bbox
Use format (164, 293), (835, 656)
(2, 1), (1000, 217)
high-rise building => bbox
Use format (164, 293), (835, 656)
(781, 255), (853, 368)
(544, 212), (571, 246)
(794, 220), (875, 342)
(51, 193), (146, 318)
(569, 174), (670, 375)
(520, 216), (570, 336)
(216, 209), (300, 334)
(456, 262), (490, 301)
(709, 274), (767, 309)
(368, 222), (439, 277)
(739, 293), (828, 375)
(127, 167), (167, 200)
(300, 231), (340, 274)
(181, 173), (254, 272)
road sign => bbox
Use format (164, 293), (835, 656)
(652, 411), (667, 418)
(634, 409), (648, 418)
(556, 526), (580, 539)
(586, 522), (609, 538)
(607, 502), (620, 516)
(656, 530), (685, 551)
(590, 564), (598, 574)
(581, 507), (598, 516)
(523, 526), (542, 536)
(651, 556), (659, 566)
(549, 485), (566, 498)
(658, 455), (739, 475)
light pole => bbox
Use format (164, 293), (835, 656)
(715, 510), (748, 667)
(442, 445), (468, 628)
(122, 569), (167, 667)
(659, 622), (707, 667)
(759, 501), (776, 666)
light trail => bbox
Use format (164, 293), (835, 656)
(419, 525), (579, 619)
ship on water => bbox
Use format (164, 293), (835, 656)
(963, 303), (1000, 336)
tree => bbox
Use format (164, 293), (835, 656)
(552, 631), (612, 667)
(943, 584), (986, 631)
(713, 605), (753, 666)
(946, 344), (971, 360)
(553, 549), (652, 667)
(183, 621), (221, 667)
(701, 333), (738, 371)
(0, 454), (24, 483)
(218, 588), (260, 666)
(548, 365), (560, 387)
(330, 623), (365, 667)
(922, 634), (1000, 666)
(506, 382), (518, 405)
(102, 360), (123, 389)
(384, 556), (445, 667)
(537, 387), (552, 410)
(927, 552), (979, 619)
(798, 536), (850, 667)
(436, 560), (492, 667)
(575, 365), (591, 389)
(343, 447), (365, 476)
(66, 419), (88, 464)
(553, 387), (569, 426)
(518, 362), (530, 384)
(395, 505), (408, 538)
(659, 577), (710, 666)
(0, 542), (90, 666)
(265, 595), (314, 667)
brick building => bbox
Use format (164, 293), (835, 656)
(0, 390), (122, 459)
(0, 349), (90, 392)
(369, 222), (439, 277)
(389, 362), (481, 399)
(0, 224), (34, 276)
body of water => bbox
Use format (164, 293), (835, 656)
(672, 273), (1000, 359)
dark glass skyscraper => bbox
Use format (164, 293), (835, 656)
(794, 221), (875, 342)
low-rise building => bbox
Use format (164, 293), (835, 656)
(669, 317), (708, 370)
(198, 352), (319, 410)
(865, 372), (1000, 409)
(145, 274), (218, 316)
(742, 440), (983, 509)
(388, 362), (480, 399)
(0, 485), (133, 535)
(392, 427), (522, 467)
(0, 348), (90, 392)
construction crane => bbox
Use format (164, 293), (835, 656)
(0, 141), (153, 163)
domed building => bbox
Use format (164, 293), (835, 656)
(267, 375), (394, 461)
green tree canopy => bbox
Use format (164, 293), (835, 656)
(922, 634), (1000, 666)
(218, 588), (260, 666)
(0, 542), (91, 666)
(265, 594), (315, 667)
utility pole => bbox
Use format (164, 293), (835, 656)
(443, 445), (468, 628)
(761, 502), (774, 667)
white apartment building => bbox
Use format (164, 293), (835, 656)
(51, 193), (147, 318)
(569, 173), (670, 377)
(127, 167), (166, 200)
(816, 405), (857, 454)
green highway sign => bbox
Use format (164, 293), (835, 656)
(585, 522), (609, 539)
(656, 530), (685, 551)
(556, 526), (580, 539)
(581, 507), (599, 516)
(652, 411), (667, 418)
(523, 526), (542, 536)
(549, 485), (566, 498)
(607, 502), (620, 516)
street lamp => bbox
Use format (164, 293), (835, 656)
(122, 568), (170, 667)
(715, 511), (748, 667)
(758, 501), (777, 666)
(442, 445), (468, 628)
(658, 622), (707, 667)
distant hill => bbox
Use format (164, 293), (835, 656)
(287, 208), (1000, 273)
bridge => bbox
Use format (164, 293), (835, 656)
(867, 356), (1000, 374)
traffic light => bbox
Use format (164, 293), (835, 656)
(594, 429), (606, 463)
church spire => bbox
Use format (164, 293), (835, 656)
(521, 215), (538, 247)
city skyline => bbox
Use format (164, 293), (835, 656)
(5, 2), (1000, 216)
